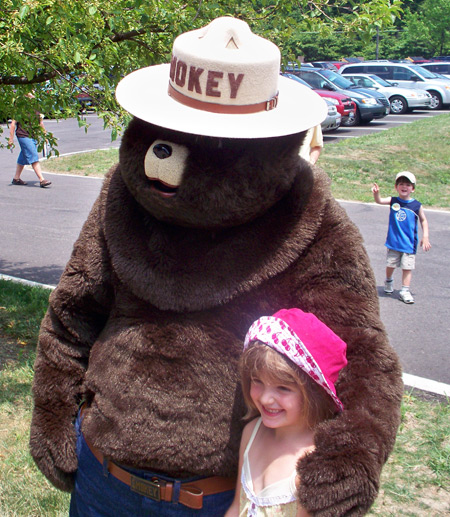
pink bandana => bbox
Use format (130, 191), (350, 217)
(244, 308), (347, 411)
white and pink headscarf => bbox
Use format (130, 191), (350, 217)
(244, 308), (347, 412)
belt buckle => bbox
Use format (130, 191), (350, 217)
(130, 475), (164, 501)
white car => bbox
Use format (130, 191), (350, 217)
(420, 62), (450, 80)
(321, 99), (341, 132)
(338, 62), (450, 110)
(342, 73), (432, 114)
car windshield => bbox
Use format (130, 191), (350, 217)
(319, 69), (353, 89)
(368, 75), (391, 87)
(408, 64), (437, 78)
(282, 74), (313, 89)
(431, 72), (449, 80)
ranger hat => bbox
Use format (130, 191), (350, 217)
(116, 17), (327, 139)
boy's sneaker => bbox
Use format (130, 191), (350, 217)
(384, 279), (394, 294)
(399, 290), (414, 304)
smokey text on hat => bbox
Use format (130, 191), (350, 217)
(170, 56), (245, 99)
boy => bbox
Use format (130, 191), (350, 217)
(372, 171), (431, 304)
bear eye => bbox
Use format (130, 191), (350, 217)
(153, 143), (172, 159)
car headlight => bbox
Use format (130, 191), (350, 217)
(328, 105), (338, 115)
(359, 97), (377, 105)
(323, 97), (339, 106)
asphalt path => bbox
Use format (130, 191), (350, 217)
(1, 114), (449, 388)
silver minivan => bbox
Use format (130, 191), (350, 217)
(420, 62), (450, 80)
(339, 62), (450, 110)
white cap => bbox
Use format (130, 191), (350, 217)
(396, 171), (416, 185)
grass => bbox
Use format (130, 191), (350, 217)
(368, 393), (450, 516)
(0, 279), (449, 515)
(40, 113), (450, 210)
(42, 147), (119, 177)
(0, 281), (70, 516)
(320, 113), (450, 209)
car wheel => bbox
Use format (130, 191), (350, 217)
(428, 91), (443, 110)
(342, 108), (360, 127)
(389, 96), (408, 114)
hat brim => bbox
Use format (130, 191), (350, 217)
(116, 64), (327, 139)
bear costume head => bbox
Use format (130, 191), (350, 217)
(30, 17), (403, 515)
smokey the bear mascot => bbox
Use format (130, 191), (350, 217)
(30, 17), (403, 516)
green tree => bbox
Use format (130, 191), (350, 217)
(0, 0), (403, 150)
(403, 0), (450, 56)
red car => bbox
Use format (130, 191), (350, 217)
(283, 73), (356, 125)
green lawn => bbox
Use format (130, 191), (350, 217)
(320, 113), (450, 209)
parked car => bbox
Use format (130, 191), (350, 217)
(342, 73), (432, 114)
(282, 73), (356, 125)
(406, 56), (431, 64)
(309, 61), (339, 72)
(431, 56), (450, 62)
(291, 68), (389, 126)
(339, 61), (450, 110)
(321, 99), (342, 132)
(420, 62), (450, 80)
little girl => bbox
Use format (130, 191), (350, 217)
(226, 308), (347, 517)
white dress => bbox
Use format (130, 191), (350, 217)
(239, 418), (299, 516)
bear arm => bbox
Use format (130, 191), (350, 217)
(292, 205), (403, 515)
(296, 327), (402, 516)
(30, 195), (113, 492)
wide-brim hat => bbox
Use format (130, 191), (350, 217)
(244, 308), (347, 411)
(116, 17), (327, 139)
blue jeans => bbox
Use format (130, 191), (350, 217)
(69, 413), (235, 516)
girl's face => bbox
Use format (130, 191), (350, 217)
(250, 373), (305, 430)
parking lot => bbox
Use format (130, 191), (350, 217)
(324, 107), (448, 141)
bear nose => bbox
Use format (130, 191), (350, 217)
(153, 143), (172, 159)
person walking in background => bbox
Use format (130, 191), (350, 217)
(225, 308), (347, 516)
(8, 92), (52, 188)
(372, 171), (431, 304)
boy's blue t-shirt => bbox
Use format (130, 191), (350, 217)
(385, 197), (422, 254)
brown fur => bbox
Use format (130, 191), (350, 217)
(30, 120), (403, 515)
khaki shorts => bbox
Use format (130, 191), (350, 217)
(386, 248), (415, 270)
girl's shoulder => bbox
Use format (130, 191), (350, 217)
(239, 417), (260, 452)
(242, 417), (260, 441)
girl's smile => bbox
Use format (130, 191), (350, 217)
(250, 375), (304, 430)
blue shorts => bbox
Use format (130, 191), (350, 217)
(17, 137), (39, 165)
(69, 412), (235, 516)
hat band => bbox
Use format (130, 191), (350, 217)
(168, 83), (279, 114)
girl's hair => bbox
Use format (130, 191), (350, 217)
(240, 341), (337, 428)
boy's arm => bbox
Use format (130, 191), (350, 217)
(418, 207), (431, 251)
(224, 419), (258, 516)
(371, 183), (391, 205)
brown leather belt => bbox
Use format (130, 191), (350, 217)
(80, 407), (235, 509)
